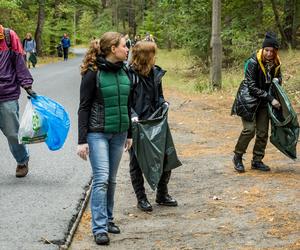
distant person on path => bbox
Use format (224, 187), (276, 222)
(61, 33), (71, 61)
(231, 31), (282, 173)
(0, 24), (36, 177)
(22, 33), (37, 68)
(77, 33), (132, 246)
(128, 41), (178, 212)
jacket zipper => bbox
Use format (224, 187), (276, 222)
(116, 73), (121, 132)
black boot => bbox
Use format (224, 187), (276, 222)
(251, 161), (270, 171)
(233, 153), (245, 173)
(94, 233), (110, 245)
(137, 198), (153, 212)
(156, 194), (178, 206)
(108, 222), (120, 234)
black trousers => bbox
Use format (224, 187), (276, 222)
(63, 47), (69, 60)
(129, 149), (171, 201)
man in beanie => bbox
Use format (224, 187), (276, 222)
(231, 31), (282, 173)
(0, 24), (36, 177)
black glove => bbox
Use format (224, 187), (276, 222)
(25, 87), (37, 98)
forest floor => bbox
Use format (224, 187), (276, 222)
(69, 85), (300, 249)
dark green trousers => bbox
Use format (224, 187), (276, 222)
(234, 106), (269, 162)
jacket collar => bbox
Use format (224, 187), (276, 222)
(96, 56), (124, 72)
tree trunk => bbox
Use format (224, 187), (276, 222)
(256, 0), (264, 27)
(284, 0), (294, 47)
(270, 0), (290, 48)
(128, 0), (136, 36)
(211, 0), (222, 89)
(101, 0), (107, 8)
(49, 0), (61, 55)
(292, 0), (300, 48)
(35, 0), (45, 55)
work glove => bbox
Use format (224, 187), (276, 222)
(162, 101), (169, 107)
(24, 87), (37, 98)
(131, 116), (139, 122)
(271, 99), (281, 109)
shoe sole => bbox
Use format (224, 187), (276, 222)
(16, 172), (28, 178)
(156, 202), (178, 207)
(108, 230), (120, 234)
(95, 241), (110, 245)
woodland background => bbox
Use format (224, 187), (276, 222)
(0, 0), (299, 85)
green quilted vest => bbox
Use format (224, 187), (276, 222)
(97, 69), (131, 133)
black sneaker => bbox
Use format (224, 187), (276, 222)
(156, 194), (178, 206)
(233, 154), (245, 173)
(108, 222), (120, 234)
(137, 198), (153, 212)
(251, 161), (270, 171)
(94, 232), (110, 245)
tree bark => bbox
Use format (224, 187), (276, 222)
(211, 0), (222, 89)
(292, 0), (300, 48)
(270, 0), (290, 48)
(101, 0), (107, 8)
(35, 0), (45, 55)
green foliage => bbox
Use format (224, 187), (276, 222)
(1, 0), (298, 66)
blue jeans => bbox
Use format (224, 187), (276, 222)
(0, 100), (29, 165)
(87, 132), (127, 235)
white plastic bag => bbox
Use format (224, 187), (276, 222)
(18, 100), (48, 144)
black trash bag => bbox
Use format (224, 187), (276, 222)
(56, 44), (63, 57)
(268, 79), (299, 159)
(132, 105), (182, 190)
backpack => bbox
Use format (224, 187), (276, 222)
(4, 28), (11, 49)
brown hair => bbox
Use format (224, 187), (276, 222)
(99, 31), (123, 57)
(80, 32), (123, 75)
(130, 41), (157, 76)
(80, 39), (100, 75)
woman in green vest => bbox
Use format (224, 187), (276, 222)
(77, 33), (132, 246)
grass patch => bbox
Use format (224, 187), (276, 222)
(36, 53), (75, 66)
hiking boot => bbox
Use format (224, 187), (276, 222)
(233, 154), (245, 173)
(16, 163), (29, 178)
(156, 194), (178, 206)
(137, 198), (153, 212)
(108, 222), (120, 234)
(94, 232), (110, 245)
(251, 161), (270, 171)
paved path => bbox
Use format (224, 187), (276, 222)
(0, 49), (91, 250)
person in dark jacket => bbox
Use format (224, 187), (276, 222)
(77, 33), (132, 246)
(61, 33), (71, 61)
(0, 24), (36, 177)
(128, 41), (178, 212)
(231, 32), (282, 173)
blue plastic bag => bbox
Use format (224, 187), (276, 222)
(31, 95), (70, 151)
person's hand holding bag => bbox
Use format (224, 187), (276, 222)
(24, 86), (37, 98)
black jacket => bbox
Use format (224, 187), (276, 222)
(231, 49), (282, 121)
(78, 57), (132, 144)
(129, 65), (166, 120)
